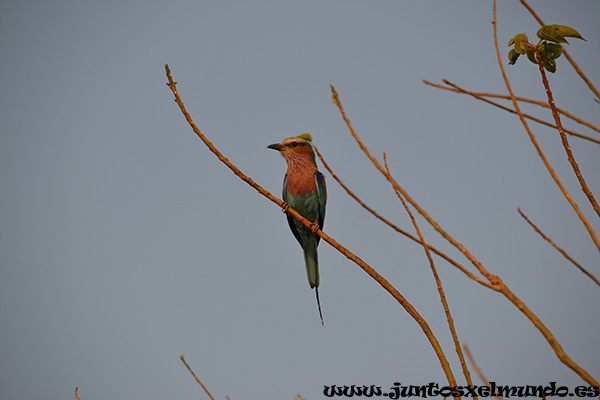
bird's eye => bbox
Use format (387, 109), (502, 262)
(291, 142), (298, 147)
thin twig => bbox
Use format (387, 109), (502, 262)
(75, 387), (82, 400)
(422, 80), (600, 144)
(383, 153), (476, 397)
(424, 80), (600, 135)
(444, 79), (600, 144)
(492, 0), (599, 385)
(165, 65), (459, 392)
(517, 208), (600, 286)
(464, 345), (504, 400)
(519, 0), (600, 102)
(180, 355), (217, 400)
(314, 145), (497, 290)
(534, 48), (600, 219)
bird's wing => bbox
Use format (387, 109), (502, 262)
(283, 174), (303, 245)
(314, 171), (327, 230)
(282, 173), (289, 202)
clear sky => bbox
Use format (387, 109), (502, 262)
(1, 1), (599, 399)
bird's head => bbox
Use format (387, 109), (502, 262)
(267, 133), (317, 166)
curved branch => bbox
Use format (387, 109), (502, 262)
(164, 64), (459, 392)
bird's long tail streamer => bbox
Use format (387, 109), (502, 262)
(315, 287), (324, 325)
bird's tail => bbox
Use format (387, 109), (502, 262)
(303, 244), (323, 324)
(303, 244), (319, 288)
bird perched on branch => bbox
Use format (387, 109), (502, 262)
(268, 134), (327, 325)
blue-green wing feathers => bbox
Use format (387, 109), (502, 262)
(314, 171), (326, 232)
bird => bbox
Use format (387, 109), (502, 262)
(268, 133), (327, 325)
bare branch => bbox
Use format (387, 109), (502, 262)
(517, 208), (600, 286)
(180, 355), (217, 400)
(464, 345), (504, 400)
(422, 80), (600, 144)
(534, 47), (600, 219)
(383, 153), (476, 396)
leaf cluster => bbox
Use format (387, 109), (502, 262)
(508, 25), (585, 73)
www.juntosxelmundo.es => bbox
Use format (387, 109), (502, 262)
(323, 382), (599, 398)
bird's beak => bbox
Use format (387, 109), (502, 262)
(267, 143), (283, 151)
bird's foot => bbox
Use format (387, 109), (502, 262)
(281, 201), (291, 213)
(310, 221), (320, 234)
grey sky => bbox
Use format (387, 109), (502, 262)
(1, 1), (599, 399)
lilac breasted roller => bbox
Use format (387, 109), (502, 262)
(268, 133), (327, 325)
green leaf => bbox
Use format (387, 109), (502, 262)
(508, 49), (520, 65)
(526, 48), (537, 64)
(537, 25), (586, 43)
(545, 42), (563, 59)
(508, 33), (529, 54)
(555, 25), (586, 41)
(537, 25), (569, 44)
(542, 56), (557, 73)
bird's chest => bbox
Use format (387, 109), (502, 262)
(284, 172), (318, 215)
(285, 171), (316, 196)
